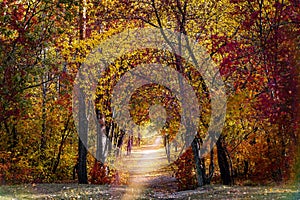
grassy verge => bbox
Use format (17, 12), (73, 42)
(0, 183), (299, 200)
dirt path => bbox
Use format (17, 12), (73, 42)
(115, 137), (177, 199)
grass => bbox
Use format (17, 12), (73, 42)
(0, 183), (299, 200)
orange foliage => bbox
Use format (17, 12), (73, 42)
(174, 148), (197, 190)
(89, 161), (121, 185)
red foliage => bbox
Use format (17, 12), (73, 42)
(89, 161), (111, 184)
(89, 161), (120, 185)
(174, 148), (197, 190)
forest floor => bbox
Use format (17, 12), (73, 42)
(1, 141), (299, 199)
(0, 183), (299, 200)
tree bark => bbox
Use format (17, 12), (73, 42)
(191, 139), (204, 187)
(77, 87), (88, 184)
(216, 136), (232, 185)
(40, 50), (48, 156)
(204, 149), (214, 184)
(52, 115), (71, 173)
(77, 0), (88, 184)
(96, 112), (107, 162)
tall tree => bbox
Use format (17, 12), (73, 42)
(77, 0), (88, 184)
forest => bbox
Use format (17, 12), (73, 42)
(0, 0), (299, 199)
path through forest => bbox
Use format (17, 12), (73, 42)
(115, 136), (177, 199)
(1, 137), (299, 199)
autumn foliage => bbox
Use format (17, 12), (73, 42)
(174, 148), (197, 190)
(89, 162), (114, 185)
(0, 0), (299, 189)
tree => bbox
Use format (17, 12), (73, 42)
(76, 0), (88, 184)
(214, 0), (300, 182)
(0, 0), (79, 183)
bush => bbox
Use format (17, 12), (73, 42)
(174, 148), (197, 190)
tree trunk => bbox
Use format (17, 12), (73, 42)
(77, 87), (88, 184)
(52, 115), (71, 173)
(216, 136), (232, 185)
(96, 112), (107, 162)
(204, 149), (214, 184)
(96, 116), (103, 162)
(40, 50), (47, 156)
(191, 139), (204, 187)
(77, 0), (88, 184)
